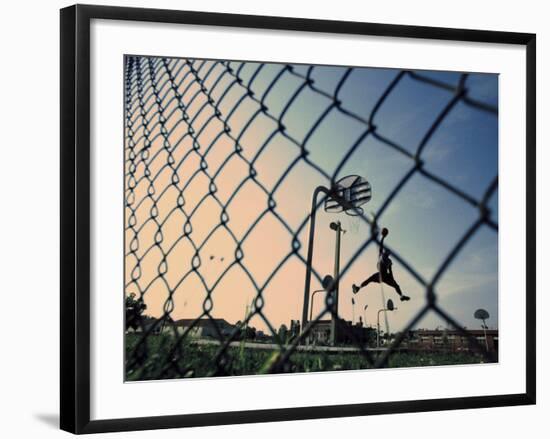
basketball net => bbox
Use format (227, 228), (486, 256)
(346, 216), (362, 235)
(345, 206), (364, 235)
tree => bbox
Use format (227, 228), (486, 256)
(244, 326), (256, 340)
(278, 324), (288, 343)
(125, 293), (147, 331)
(233, 321), (257, 341)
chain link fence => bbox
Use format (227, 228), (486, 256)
(124, 55), (498, 380)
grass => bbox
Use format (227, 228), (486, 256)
(125, 333), (492, 381)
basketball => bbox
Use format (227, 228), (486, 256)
(381, 227), (389, 237)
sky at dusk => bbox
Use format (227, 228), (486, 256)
(124, 56), (498, 336)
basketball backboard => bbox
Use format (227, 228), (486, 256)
(324, 174), (371, 216)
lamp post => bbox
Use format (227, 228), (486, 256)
(309, 275), (334, 321)
(377, 299), (396, 348)
(363, 304), (368, 327)
(329, 221), (345, 345)
(309, 289), (324, 322)
(474, 309), (490, 352)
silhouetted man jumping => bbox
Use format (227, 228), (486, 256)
(352, 228), (410, 301)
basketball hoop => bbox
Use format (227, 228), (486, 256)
(324, 175), (371, 235)
(302, 175), (372, 330)
(324, 175), (371, 215)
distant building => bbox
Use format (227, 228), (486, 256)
(125, 317), (161, 335)
(309, 319), (373, 345)
(168, 318), (235, 338)
(404, 328), (498, 353)
(309, 320), (331, 344)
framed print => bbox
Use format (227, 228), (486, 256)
(60, 4), (536, 434)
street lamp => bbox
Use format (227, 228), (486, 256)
(363, 304), (368, 327)
(309, 275), (334, 321)
(474, 309), (490, 351)
(377, 299), (396, 348)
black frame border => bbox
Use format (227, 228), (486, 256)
(60, 4), (536, 434)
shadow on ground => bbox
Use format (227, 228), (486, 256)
(34, 413), (58, 429)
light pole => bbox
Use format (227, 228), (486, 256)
(474, 309), (490, 351)
(310, 289), (324, 322)
(329, 221), (345, 345)
(377, 299), (396, 348)
(363, 304), (368, 327)
(309, 275), (334, 321)
(351, 297), (356, 324)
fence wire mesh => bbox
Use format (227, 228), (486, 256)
(124, 55), (498, 380)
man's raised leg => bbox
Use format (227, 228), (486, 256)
(353, 272), (380, 294)
(383, 275), (409, 301)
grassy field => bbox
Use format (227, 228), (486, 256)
(125, 333), (491, 381)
